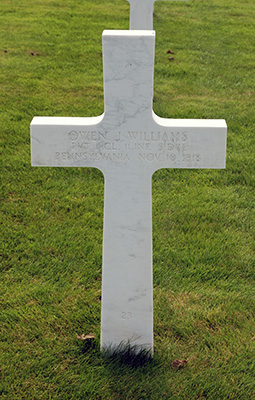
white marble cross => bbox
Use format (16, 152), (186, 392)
(126, 0), (189, 30)
(31, 31), (227, 354)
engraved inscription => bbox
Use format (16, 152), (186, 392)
(55, 152), (130, 162)
(183, 154), (201, 162)
(69, 130), (108, 141)
(121, 312), (133, 320)
(125, 131), (188, 142)
(68, 131), (79, 141)
(53, 130), (202, 164)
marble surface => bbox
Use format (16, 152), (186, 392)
(31, 31), (227, 354)
(126, 0), (189, 30)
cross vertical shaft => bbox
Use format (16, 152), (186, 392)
(101, 171), (153, 351)
(128, 0), (155, 30)
(101, 31), (156, 352)
(127, 0), (190, 30)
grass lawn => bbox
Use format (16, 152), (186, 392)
(0, 0), (255, 398)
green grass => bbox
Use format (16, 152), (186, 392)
(0, 0), (255, 398)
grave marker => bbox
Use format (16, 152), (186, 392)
(31, 31), (227, 354)
(126, 0), (189, 30)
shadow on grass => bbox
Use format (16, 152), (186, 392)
(101, 341), (154, 369)
(78, 337), (156, 369)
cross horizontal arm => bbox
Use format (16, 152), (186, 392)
(31, 115), (104, 169)
(31, 113), (227, 174)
